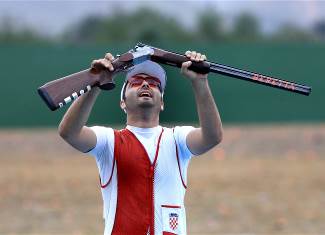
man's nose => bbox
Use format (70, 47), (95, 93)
(141, 80), (150, 88)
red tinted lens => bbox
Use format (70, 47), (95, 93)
(129, 76), (161, 89)
(129, 78), (143, 87)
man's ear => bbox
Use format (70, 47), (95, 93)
(160, 101), (164, 111)
(120, 100), (127, 113)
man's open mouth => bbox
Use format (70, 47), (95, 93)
(138, 91), (152, 98)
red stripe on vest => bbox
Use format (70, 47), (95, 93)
(99, 156), (115, 188)
(111, 128), (164, 235)
(161, 205), (181, 209)
(173, 128), (187, 189)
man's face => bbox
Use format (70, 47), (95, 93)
(122, 73), (163, 112)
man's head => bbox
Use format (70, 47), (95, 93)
(120, 61), (167, 114)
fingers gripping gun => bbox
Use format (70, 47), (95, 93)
(38, 43), (311, 111)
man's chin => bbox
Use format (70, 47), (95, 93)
(138, 101), (155, 108)
(137, 96), (154, 105)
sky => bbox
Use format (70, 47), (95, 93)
(0, 0), (324, 36)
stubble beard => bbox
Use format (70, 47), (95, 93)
(134, 98), (161, 116)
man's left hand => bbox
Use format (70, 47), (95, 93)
(181, 51), (208, 81)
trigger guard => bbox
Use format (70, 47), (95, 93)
(99, 82), (116, 90)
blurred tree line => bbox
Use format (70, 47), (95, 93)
(0, 16), (48, 43)
(1, 7), (325, 44)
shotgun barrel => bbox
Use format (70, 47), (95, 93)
(136, 43), (311, 96)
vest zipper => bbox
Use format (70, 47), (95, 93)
(150, 166), (155, 235)
(150, 165), (155, 235)
(150, 128), (164, 235)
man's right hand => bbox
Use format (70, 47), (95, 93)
(91, 53), (115, 72)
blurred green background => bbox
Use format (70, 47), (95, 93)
(1, 2), (325, 235)
(0, 2), (324, 127)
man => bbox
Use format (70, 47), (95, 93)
(58, 50), (223, 235)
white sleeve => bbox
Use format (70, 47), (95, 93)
(87, 126), (115, 188)
(173, 126), (196, 160)
(87, 126), (114, 162)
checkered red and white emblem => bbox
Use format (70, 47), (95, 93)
(169, 213), (179, 230)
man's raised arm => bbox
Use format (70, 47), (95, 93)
(181, 51), (223, 155)
(58, 53), (115, 153)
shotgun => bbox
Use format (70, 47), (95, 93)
(38, 43), (311, 111)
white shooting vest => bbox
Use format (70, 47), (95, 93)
(98, 127), (191, 235)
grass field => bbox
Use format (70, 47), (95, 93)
(0, 125), (325, 235)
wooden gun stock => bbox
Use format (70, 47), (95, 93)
(38, 53), (133, 111)
(38, 69), (102, 111)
